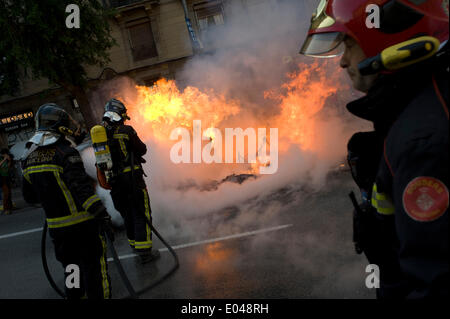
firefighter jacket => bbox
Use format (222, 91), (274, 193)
(105, 123), (147, 178)
(22, 137), (106, 233)
(105, 123), (152, 252)
(347, 47), (449, 298)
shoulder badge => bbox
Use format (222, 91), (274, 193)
(402, 176), (449, 222)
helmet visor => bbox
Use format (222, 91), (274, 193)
(300, 32), (345, 58)
(103, 111), (123, 122)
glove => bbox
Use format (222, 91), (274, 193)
(74, 130), (87, 145)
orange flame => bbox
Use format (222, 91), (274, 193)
(124, 60), (343, 174)
(271, 61), (340, 151)
(194, 242), (233, 271)
(129, 78), (240, 142)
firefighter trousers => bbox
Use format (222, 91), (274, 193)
(110, 173), (153, 253)
(51, 220), (111, 299)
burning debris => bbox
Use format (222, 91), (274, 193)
(176, 173), (258, 192)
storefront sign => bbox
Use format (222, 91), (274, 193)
(0, 110), (34, 132)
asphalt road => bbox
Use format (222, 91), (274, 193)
(0, 171), (375, 299)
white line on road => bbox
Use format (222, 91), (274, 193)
(107, 224), (293, 262)
(0, 223), (293, 261)
(0, 227), (43, 240)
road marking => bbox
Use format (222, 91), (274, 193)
(107, 224), (293, 262)
(0, 223), (293, 261)
(0, 227), (43, 240)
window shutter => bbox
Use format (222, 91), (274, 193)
(128, 22), (158, 61)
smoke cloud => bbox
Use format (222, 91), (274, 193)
(84, 0), (372, 297)
(85, 0), (371, 235)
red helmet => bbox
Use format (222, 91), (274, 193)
(300, 0), (449, 59)
(397, 0), (449, 21)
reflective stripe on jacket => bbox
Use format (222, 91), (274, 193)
(22, 138), (104, 229)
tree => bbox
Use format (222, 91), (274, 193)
(0, 0), (117, 129)
(0, 56), (20, 96)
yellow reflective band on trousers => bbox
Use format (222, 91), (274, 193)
(134, 189), (152, 250)
(46, 211), (95, 228)
(99, 234), (111, 299)
(82, 194), (101, 211)
(23, 164), (63, 184)
(371, 183), (395, 215)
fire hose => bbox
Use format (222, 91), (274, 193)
(40, 156), (179, 298)
(41, 220), (138, 299)
(41, 215), (179, 299)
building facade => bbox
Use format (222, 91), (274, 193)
(0, 0), (315, 149)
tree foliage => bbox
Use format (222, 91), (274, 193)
(1, 0), (117, 89)
(0, 55), (20, 96)
(0, 0), (117, 127)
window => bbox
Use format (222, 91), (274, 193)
(128, 21), (158, 62)
(194, 1), (225, 32)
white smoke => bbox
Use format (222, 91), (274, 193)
(79, 145), (124, 227)
(85, 0), (370, 232)
(84, 0), (372, 297)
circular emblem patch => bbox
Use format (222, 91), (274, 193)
(403, 177), (449, 222)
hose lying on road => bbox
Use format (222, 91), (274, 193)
(136, 221), (179, 296)
(41, 221), (66, 299)
(41, 217), (179, 299)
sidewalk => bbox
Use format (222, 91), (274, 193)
(1, 186), (37, 215)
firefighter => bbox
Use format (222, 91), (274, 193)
(22, 103), (112, 299)
(300, 0), (448, 298)
(101, 98), (160, 264)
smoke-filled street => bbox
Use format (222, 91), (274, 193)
(3, 0), (446, 304)
(0, 1), (376, 300)
(0, 171), (374, 299)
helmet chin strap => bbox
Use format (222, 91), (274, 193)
(58, 126), (86, 146)
(58, 126), (74, 136)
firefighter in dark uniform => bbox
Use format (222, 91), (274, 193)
(22, 103), (112, 299)
(300, 0), (448, 298)
(101, 98), (160, 264)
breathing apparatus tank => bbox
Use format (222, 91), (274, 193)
(91, 125), (113, 189)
